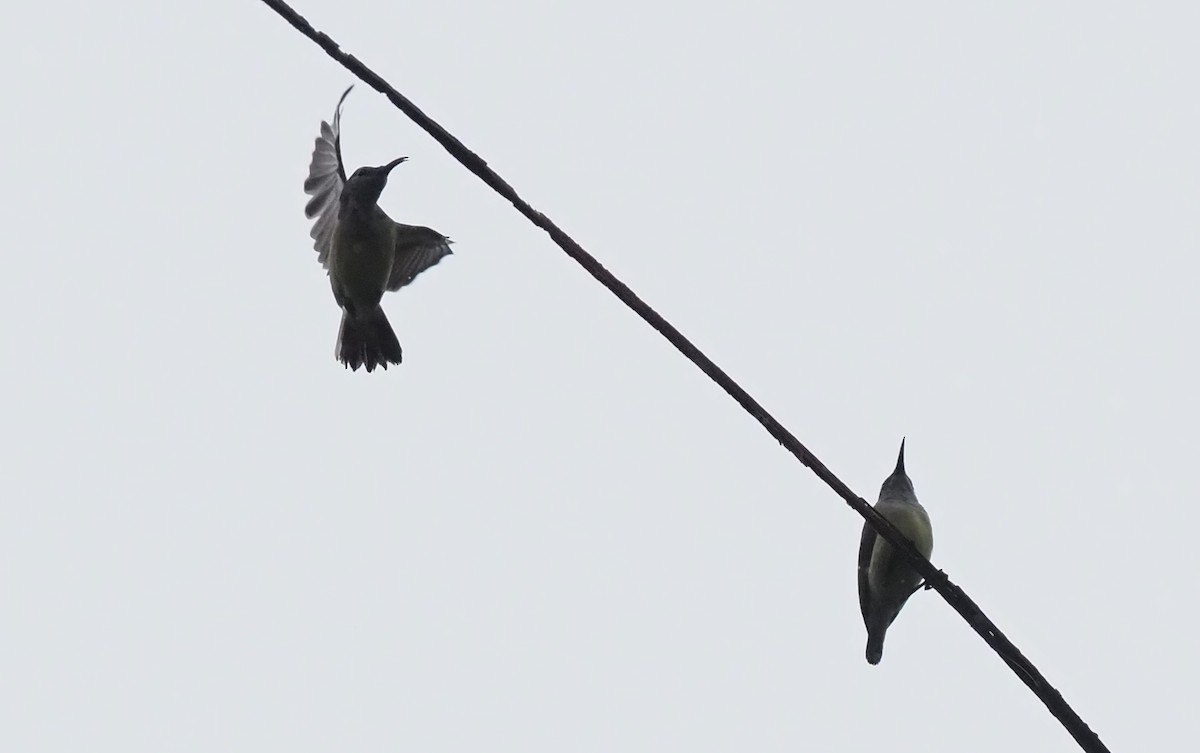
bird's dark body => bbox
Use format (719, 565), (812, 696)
(330, 204), (394, 316)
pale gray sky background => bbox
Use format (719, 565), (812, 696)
(3, 2), (1195, 751)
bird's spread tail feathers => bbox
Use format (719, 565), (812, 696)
(336, 307), (402, 372)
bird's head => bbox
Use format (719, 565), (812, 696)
(879, 437), (916, 502)
(342, 156), (408, 208)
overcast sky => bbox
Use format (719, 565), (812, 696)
(4, 2), (1196, 751)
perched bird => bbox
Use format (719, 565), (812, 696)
(303, 86), (452, 371)
(857, 439), (934, 665)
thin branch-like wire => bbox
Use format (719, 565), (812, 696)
(258, 2), (1110, 751)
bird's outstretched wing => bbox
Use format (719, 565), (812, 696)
(303, 86), (353, 269)
(388, 223), (453, 290)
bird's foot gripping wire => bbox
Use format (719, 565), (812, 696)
(923, 570), (947, 590)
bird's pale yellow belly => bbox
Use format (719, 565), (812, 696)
(869, 502), (933, 595)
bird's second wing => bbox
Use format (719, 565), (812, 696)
(388, 223), (454, 290)
(857, 520), (877, 627)
(303, 86), (353, 269)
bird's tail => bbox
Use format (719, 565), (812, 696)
(865, 625), (887, 665)
(335, 306), (403, 372)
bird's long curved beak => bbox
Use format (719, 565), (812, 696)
(384, 156), (409, 173)
(895, 437), (906, 475)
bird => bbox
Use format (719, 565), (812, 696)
(303, 86), (452, 372)
(857, 439), (934, 665)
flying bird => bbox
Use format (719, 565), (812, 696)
(303, 86), (452, 371)
(857, 439), (934, 665)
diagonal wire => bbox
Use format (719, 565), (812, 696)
(257, 2), (1110, 751)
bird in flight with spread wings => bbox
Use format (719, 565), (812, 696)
(303, 86), (453, 372)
